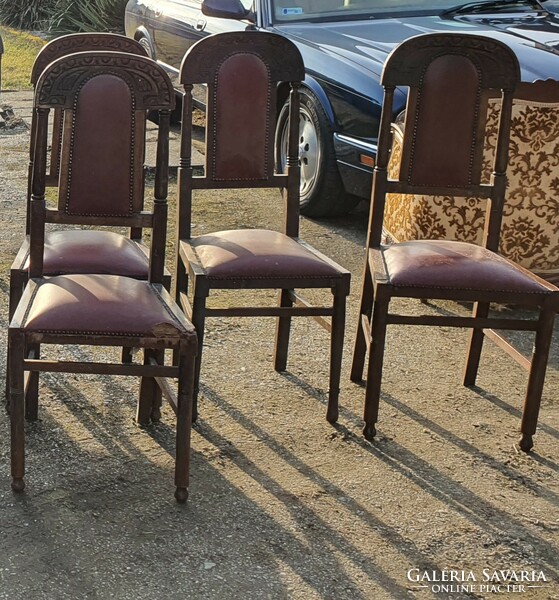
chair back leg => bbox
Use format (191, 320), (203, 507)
(327, 292), (347, 424)
(274, 289), (294, 372)
(351, 267), (374, 382)
(463, 301), (491, 386)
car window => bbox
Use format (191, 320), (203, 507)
(271, 0), (529, 21)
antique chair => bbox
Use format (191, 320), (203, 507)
(8, 33), (167, 325)
(350, 33), (559, 451)
(7, 51), (198, 501)
(176, 31), (351, 422)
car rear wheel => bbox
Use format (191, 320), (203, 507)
(276, 88), (359, 217)
(136, 34), (154, 59)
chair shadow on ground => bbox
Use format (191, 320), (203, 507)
(2, 371), (412, 598)
(195, 383), (559, 574)
(1, 335), (558, 595)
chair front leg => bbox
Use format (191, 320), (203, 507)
(175, 350), (196, 503)
(327, 290), (347, 424)
(9, 330), (26, 492)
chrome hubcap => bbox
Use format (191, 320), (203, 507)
(280, 104), (320, 200)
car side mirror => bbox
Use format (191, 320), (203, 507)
(202, 0), (254, 21)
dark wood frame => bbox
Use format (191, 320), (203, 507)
(351, 33), (559, 450)
(175, 31), (351, 422)
(8, 51), (198, 502)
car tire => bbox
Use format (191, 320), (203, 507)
(276, 88), (359, 218)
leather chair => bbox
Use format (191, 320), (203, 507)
(351, 33), (559, 451)
(7, 51), (198, 501)
(175, 31), (351, 422)
(8, 33), (171, 325)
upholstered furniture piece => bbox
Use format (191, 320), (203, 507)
(351, 33), (559, 451)
(384, 81), (559, 284)
(7, 33), (174, 327)
(175, 31), (351, 422)
(7, 51), (198, 501)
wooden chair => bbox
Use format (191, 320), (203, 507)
(7, 51), (198, 502)
(8, 33), (163, 325)
(176, 31), (351, 422)
(350, 33), (559, 451)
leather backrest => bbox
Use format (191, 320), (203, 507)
(383, 34), (520, 189)
(212, 52), (271, 182)
(34, 51), (174, 221)
(367, 33), (522, 250)
(61, 73), (139, 216)
(180, 31), (304, 187)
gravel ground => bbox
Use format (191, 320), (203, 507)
(0, 92), (558, 600)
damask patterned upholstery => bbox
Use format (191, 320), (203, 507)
(384, 91), (559, 283)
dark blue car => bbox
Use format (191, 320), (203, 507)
(125, 0), (559, 216)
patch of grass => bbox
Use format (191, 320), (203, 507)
(50, 0), (128, 34)
(0, 1), (127, 34)
(0, 26), (45, 91)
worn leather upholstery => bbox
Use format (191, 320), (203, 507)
(214, 54), (270, 181)
(22, 230), (149, 277)
(191, 229), (342, 279)
(22, 275), (187, 336)
(408, 55), (480, 187)
(383, 240), (552, 292)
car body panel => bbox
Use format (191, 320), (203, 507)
(125, 0), (559, 206)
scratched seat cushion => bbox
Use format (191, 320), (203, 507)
(21, 274), (193, 338)
(384, 97), (559, 284)
(22, 230), (150, 278)
(384, 240), (553, 293)
(189, 229), (343, 279)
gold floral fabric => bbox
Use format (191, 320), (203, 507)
(384, 98), (559, 283)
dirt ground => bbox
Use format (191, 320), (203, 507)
(0, 91), (558, 600)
